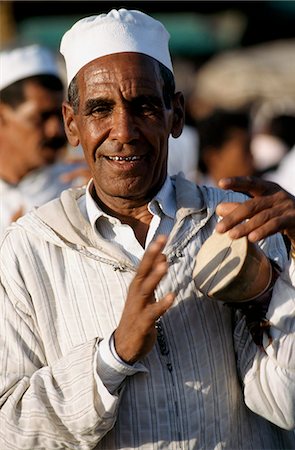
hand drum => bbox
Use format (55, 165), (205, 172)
(193, 231), (272, 303)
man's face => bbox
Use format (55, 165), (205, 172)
(1, 80), (66, 172)
(64, 53), (183, 207)
(217, 129), (254, 179)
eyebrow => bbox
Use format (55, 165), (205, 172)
(83, 98), (114, 114)
(135, 94), (163, 106)
(83, 94), (163, 115)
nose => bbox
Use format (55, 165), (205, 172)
(109, 106), (139, 143)
(44, 114), (65, 139)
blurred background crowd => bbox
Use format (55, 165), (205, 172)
(1, 0), (295, 234)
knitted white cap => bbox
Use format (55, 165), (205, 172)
(60, 8), (173, 86)
(0, 44), (60, 91)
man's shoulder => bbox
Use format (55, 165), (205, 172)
(199, 183), (249, 203)
(172, 174), (249, 210)
(0, 186), (87, 250)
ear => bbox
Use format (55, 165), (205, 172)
(0, 103), (12, 128)
(171, 92), (185, 138)
(62, 101), (80, 147)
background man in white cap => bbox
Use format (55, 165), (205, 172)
(0, 9), (294, 449)
(0, 44), (89, 236)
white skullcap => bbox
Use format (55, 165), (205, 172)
(0, 44), (60, 91)
(60, 8), (173, 86)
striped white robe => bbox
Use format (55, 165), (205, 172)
(0, 175), (294, 449)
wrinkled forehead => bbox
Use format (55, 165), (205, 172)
(76, 52), (162, 90)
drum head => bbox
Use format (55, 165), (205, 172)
(193, 231), (247, 299)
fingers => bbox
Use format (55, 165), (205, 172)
(135, 235), (175, 313)
(218, 176), (282, 197)
(150, 292), (176, 323)
(215, 188), (295, 242)
(216, 202), (241, 217)
(115, 235), (175, 363)
(135, 235), (168, 292)
(128, 235), (173, 310)
(216, 196), (272, 235)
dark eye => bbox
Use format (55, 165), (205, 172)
(91, 105), (112, 116)
(84, 99), (114, 117)
(133, 97), (162, 116)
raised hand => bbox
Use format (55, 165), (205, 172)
(215, 176), (295, 245)
(114, 235), (175, 364)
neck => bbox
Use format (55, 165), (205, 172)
(92, 189), (153, 247)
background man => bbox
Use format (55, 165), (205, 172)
(0, 44), (89, 235)
(0, 9), (294, 449)
(196, 109), (254, 186)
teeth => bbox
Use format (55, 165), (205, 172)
(107, 156), (142, 161)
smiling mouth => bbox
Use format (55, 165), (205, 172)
(105, 155), (144, 162)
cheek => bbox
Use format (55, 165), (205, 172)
(147, 122), (169, 149)
(10, 125), (39, 151)
(78, 121), (104, 154)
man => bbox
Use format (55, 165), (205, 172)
(0, 9), (294, 449)
(0, 44), (88, 235)
(196, 109), (254, 186)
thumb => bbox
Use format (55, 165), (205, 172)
(154, 292), (175, 320)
